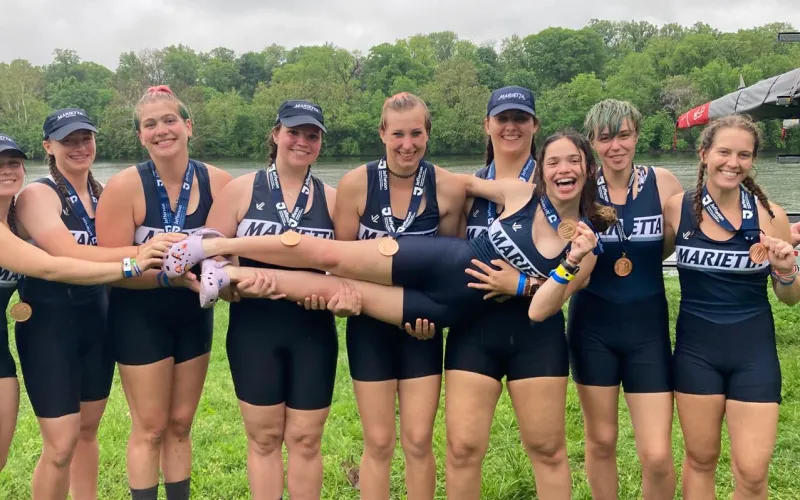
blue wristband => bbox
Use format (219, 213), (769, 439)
(516, 273), (526, 296)
(548, 269), (569, 285)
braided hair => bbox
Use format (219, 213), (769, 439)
(47, 153), (103, 209)
(692, 114), (773, 228)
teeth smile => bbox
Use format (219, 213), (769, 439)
(720, 171), (738, 178)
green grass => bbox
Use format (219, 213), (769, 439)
(1, 277), (800, 499)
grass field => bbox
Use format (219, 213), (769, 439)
(1, 277), (800, 499)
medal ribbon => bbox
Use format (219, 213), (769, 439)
(376, 157), (428, 237)
(486, 155), (535, 225)
(701, 184), (759, 242)
(266, 163), (312, 233)
(150, 160), (195, 233)
(540, 194), (604, 255)
(596, 165), (646, 241)
(61, 176), (98, 245)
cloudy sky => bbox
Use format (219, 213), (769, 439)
(4, 0), (799, 69)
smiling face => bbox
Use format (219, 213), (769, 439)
(137, 100), (192, 160)
(541, 137), (587, 203)
(379, 106), (429, 170)
(592, 118), (638, 173)
(273, 124), (322, 169)
(701, 126), (756, 191)
(0, 153), (25, 198)
(44, 130), (96, 175)
(485, 110), (538, 158)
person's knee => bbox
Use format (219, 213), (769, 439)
(400, 426), (433, 461)
(363, 426), (396, 462)
(447, 433), (489, 469)
(733, 456), (770, 496)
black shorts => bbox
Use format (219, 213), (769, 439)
(347, 314), (443, 382)
(15, 294), (114, 418)
(445, 297), (568, 381)
(393, 235), (488, 328)
(110, 287), (213, 366)
(673, 309), (780, 403)
(567, 291), (672, 393)
(0, 327), (16, 379)
(227, 299), (338, 410)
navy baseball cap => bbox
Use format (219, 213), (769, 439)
(43, 108), (98, 141)
(0, 133), (27, 159)
(487, 86), (536, 117)
(276, 100), (327, 133)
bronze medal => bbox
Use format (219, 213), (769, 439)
(10, 302), (32, 322)
(280, 230), (302, 247)
(614, 256), (633, 277)
(378, 237), (399, 257)
(748, 242), (768, 264)
(557, 220), (578, 240)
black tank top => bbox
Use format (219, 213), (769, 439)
(356, 160), (439, 239)
(675, 190), (770, 323)
(0, 268), (18, 344)
(235, 168), (334, 272)
(581, 166), (665, 302)
(18, 178), (104, 304)
(133, 160), (214, 244)
(469, 193), (568, 279)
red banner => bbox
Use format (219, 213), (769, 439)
(677, 103), (711, 129)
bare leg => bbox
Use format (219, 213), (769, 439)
(508, 377), (571, 500)
(398, 375), (441, 499)
(226, 267), (406, 326)
(353, 380), (398, 500)
(70, 399), (108, 499)
(675, 392), (725, 500)
(161, 354), (210, 483)
(285, 407), (330, 500)
(207, 234), (394, 284)
(727, 400), (778, 500)
(444, 370), (503, 500)
(0, 377), (19, 472)
(238, 401), (286, 500)
(32, 413), (81, 500)
(625, 392), (675, 500)
(576, 384), (620, 500)
(119, 359), (174, 489)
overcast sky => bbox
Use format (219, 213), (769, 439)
(4, 0), (798, 69)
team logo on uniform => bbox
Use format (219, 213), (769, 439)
(255, 202), (264, 211)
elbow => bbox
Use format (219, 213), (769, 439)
(528, 304), (553, 324)
(39, 259), (66, 282)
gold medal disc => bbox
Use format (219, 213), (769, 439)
(748, 243), (768, 264)
(614, 256), (633, 277)
(378, 238), (399, 257)
(280, 230), (302, 247)
(10, 302), (32, 322)
(557, 220), (578, 240)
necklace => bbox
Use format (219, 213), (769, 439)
(388, 166), (418, 179)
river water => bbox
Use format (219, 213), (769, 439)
(22, 153), (800, 211)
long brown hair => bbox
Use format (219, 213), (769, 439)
(692, 114), (773, 227)
(533, 130), (616, 232)
(47, 154), (104, 208)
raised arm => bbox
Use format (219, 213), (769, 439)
(761, 203), (800, 306)
(455, 173), (533, 215)
(528, 222), (598, 322)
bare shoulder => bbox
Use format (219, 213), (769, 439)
(102, 165), (141, 194)
(204, 163), (234, 186)
(338, 164), (368, 189)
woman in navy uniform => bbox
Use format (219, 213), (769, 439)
(665, 114), (799, 499)
(567, 99), (683, 500)
(95, 86), (233, 500)
(332, 92), (464, 499)
(204, 99), (352, 500)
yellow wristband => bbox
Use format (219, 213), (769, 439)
(554, 264), (575, 282)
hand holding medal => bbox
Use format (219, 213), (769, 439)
(565, 221), (598, 263)
(758, 233), (795, 270)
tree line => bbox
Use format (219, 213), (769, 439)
(1, 20), (799, 161)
